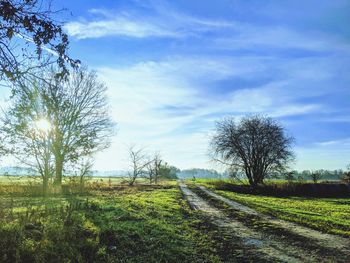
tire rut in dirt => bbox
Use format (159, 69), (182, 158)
(193, 184), (350, 262)
(180, 183), (311, 263)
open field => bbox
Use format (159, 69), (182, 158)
(0, 176), (154, 195)
(0, 181), (248, 262)
(1, 179), (350, 262)
(0, 176), (135, 185)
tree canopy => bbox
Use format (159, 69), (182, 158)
(2, 67), (114, 192)
(211, 115), (294, 187)
(0, 0), (79, 81)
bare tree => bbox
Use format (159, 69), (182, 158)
(3, 67), (115, 192)
(0, 0), (79, 82)
(310, 170), (323, 183)
(146, 153), (162, 184)
(2, 81), (54, 195)
(157, 162), (176, 180)
(42, 67), (114, 188)
(285, 171), (295, 183)
(342, 165), (350, 184)
(127, 146), (150, 186)
(146, 162), (155, 184)
(145, 153), (178, 183)
(74, 158), (93, 193)
(211, 115), (294, 187)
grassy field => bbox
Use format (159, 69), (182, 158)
(194, 179), (350, 237)
(0, 176), (137, 185)
(1, 177), (350, 262)
(0, 176), (152, 196)
(0, 181), (238, 263)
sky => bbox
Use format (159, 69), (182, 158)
(3, 0), (350, 171)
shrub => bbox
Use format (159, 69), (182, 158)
(342, 171), (350, 184)
(213, 181), (350, 198)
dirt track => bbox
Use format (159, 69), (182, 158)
(179, 182), (350, 263)
(197, 185), (350, 252)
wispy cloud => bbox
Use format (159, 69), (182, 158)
(92, 56), (324, 170)
(215, 26), (350, 53)
(316, 138), (350, 147)
(60, 0), (350, 171)
(65, 15), (179, 39)
(64, 8), (233, 39)
(64, 3), (350, 57)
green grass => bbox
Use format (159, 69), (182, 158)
(0, 182), (226, 262)
(190, 178), (340, 187)
(88, 186), (223, 262)
(190, 178), (246, 186)
(0, 175), (171, 190)
(0, 176), (39, 184)
(3, 177), (349, 262)
(0, 175), (128, 185)
(193, 179), (350, 236)
(0, 176), (174, 196)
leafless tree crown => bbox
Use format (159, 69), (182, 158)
(127, 146), (150, 186)
(211, 115), (294, 187)
(2, 66), (115, 191)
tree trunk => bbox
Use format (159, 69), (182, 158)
(254, 171), (264, 186)
(43, 176), (49, 196)
(129, 174), (136, 186)
(54, 155), (64, 192)
(245, 169), (254, 187)
(251, 180), (258, 189)
(43, 160), (50, 196)
(42, 152), (50, 196)
(55, 156), (63, 186)
(80, 175), (84, 193)
(53, 128), (64, 189)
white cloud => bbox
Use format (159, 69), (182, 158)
(65, 17), (179, 39)
(64, 8), (234, 39)
(215, 25), (350, 53)
(0, 54), (340, 171)
(91, 56), (323, 171)
(316, 138), (350, 147)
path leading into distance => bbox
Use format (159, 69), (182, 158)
(197, 185), (350, 253)
(179, 182), (350, 263)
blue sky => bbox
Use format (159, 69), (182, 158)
(11, 0), (350, 171)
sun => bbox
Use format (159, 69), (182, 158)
(35, 118), (52, 134)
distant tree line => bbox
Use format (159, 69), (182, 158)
(175, 168), (348, 183)
(282, 169), (346, 183)
(177, 168), (221, 179)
